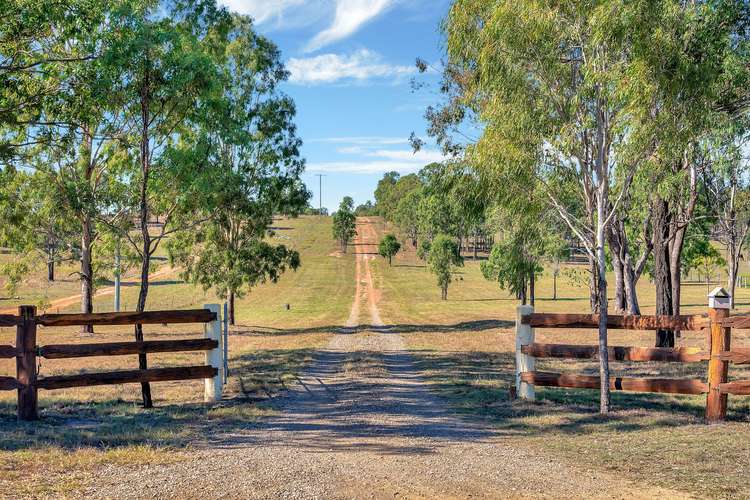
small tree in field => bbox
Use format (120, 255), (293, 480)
(378, 234), (401, 265)
(332, 197), (357, 253)
(427, 234), (463, 300)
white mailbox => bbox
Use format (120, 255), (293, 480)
(708, 287), (731, 309)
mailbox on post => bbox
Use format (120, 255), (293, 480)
(708, 287), (731, 310)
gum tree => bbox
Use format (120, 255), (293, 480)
(427, 234), (463, 300)
(378, 234), (401, 266)
(332, 196), (357, 253)
(168, 14), (310, 325)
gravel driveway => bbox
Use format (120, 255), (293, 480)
(84, 219), (690, 499)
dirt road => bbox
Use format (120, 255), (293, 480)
(87, 219), (687, 499)
(0, 266), (175, 315)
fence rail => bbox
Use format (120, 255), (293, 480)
(35, 365), (217, 390)
(2, 305), (224, 420)
(521, 371), (709, 395)
(515, 300), (749, 423)
(521, 312), (709, 331)
(36, 309), (216, 327)
(520, 343), (709, 362)
(38, 338), (219, 359)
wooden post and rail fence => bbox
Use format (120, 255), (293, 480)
(2, 304), (225, 421)
(515, 288), (749, 423)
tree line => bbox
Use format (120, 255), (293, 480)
(0, 0), (309, 407)
(400, 0), (750, 414)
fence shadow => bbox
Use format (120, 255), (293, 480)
(3, 342), (744, 456)
(233, 319), (515, 337)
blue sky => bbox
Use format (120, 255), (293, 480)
(218, 0), (451, 211)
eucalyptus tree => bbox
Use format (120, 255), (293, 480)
(0, 0), (103, 161)
(427, 234), (463, 300)
(332, 197), (357, 253)
(0, 168), (78, 283)
(433, 0), (750, 411)
(442, 0), (659, 412)
(482, 200), (563, 306)
(2, 0), (130, 332)
(394, 189), (423, 247)
(104, 0), (234, 407)
(634, 1), (750, 346)
(168, 14), (310, 326)
(702, 126), (750, 308)
(378, 234), (401, 266)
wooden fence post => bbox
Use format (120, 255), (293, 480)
(516, 304), (535, 401)
(16, 305), (37, 421)
(706, 288), (731, 423)
(223, 301), (229, 382)
(203, 304), (223, 403)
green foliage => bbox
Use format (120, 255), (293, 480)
(427, 234), (463, 300)
(355, 201), (376, 216)
(332, 196), (357, 252)
(394, 189), (423, 246)
(375, 171), (423, 220)
(0, 258), (29, 298)
(687, 244), (726, 280)
(378, 234), (401, 265)
(417, 240), (431, 261)
(481, 242), (542, 305)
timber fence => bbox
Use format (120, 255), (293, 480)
(515, 293), (749, 423)
(1, 304), (225, 421)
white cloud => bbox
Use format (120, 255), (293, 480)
(365, 149), (444, 162)
(308, 136), (410, 145)
(219, 0), (308, 25)
(308, 147), (445, 174)
(288, 49), (415, 85)
(305, 0), (395, 52)
(307, 161), (423, 174)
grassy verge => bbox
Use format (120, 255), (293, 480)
(0, 215), (354, 497)
(370, 218), (750, 498)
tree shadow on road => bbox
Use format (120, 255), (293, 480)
(1, 342), (748, 456)
(232, 319), (514, 337)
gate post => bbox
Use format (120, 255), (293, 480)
(516, 304), (535, 401)
(706, 288), (731, 423)
(16, 305), (38, 420)
(203, 304), (223, 403)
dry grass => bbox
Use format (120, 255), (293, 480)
(369, 220), (750, 498)
(0, 215), (353, 497)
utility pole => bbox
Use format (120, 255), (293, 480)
(315, 174), (325, 213)
(114, 237), (121, 312)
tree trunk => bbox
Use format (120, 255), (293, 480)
(606, 216), (644, 314)
(623, 250), (642, 314)
(473, 229), (478, 260)
(228, 291), (235, 326)
(588, 254), (599, 313)
(611, 250), (625, 313)
(553, 270), (558, 300)
(47, 259), (54, 282)
(529, 270), (535, 306)
(80, 216), (94, 335)
(80, 125), (95, 335)
(596, 190), (610, 414)
(652, 199), (674, 347)
(135, 75), (153, 409)
(623, 262), (640, 315)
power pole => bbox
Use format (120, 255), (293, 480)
(315, 174), (325, 213)
(114, 237), (121, 312)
